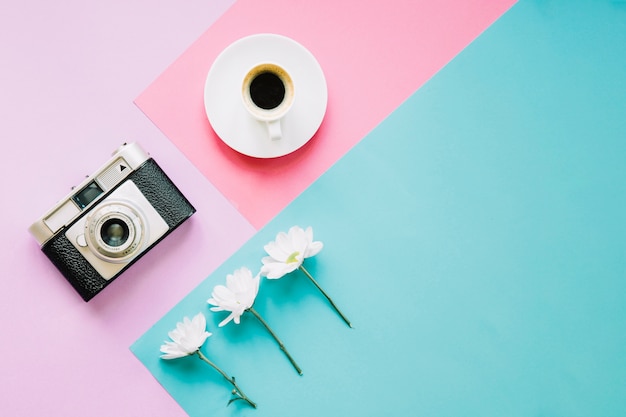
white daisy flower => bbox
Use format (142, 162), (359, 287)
(261, 226), (323, 279)
(160, 313), (211, 359)
(208, 266), (303, 375)
(261, 226), (352, 328)
(159, 313), (256, 408)
(207, 267), (260, 327)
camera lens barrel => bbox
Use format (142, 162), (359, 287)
(86, 202), (145, 262)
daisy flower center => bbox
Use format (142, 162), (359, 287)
(286, 251), (300, 264)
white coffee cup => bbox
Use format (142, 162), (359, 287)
(241, 62), (295, 141)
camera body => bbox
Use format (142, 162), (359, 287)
(29, 143), (196, 301)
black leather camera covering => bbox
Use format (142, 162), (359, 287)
(42, 158), (196, 301)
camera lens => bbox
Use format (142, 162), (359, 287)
(100, 219), (130, 247)
(85, 201), (146, 263)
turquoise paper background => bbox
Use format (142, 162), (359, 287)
(132, 1), (626, 415)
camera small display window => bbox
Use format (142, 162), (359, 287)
(72, 182), (104, 209)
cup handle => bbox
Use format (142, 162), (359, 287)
(266, 119), (282, 141)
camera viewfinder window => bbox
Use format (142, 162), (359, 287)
(72, 182), (104, 209)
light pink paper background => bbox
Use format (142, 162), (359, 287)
(137, 0), (516, 229)
(1, 0), (513, 415)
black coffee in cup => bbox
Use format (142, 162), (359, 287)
(241, 63), (295, 140)
(249, 72), (285, 110)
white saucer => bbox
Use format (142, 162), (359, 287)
(204, 34), (328, 158)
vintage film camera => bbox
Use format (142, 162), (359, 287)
(29, 143), (196, 301)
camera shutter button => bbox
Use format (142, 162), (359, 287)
(76, 234), (87, 247)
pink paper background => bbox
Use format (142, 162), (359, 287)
(137, 0), (516, 229)
(1, 0), (513, 415)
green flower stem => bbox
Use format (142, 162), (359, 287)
(248, 307), (303, 376)
(299, 265), (353, 328)
(195, 350), (257, 408)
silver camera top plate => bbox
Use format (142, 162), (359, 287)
(29, 143), (150, 245)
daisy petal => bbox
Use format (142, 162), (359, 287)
(218, 313), (235, 327)
(261, 261), (299, 279)
(275, 231), (293, 255)
(263, 241), (289, 262)
(304, 241), (323, 258)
